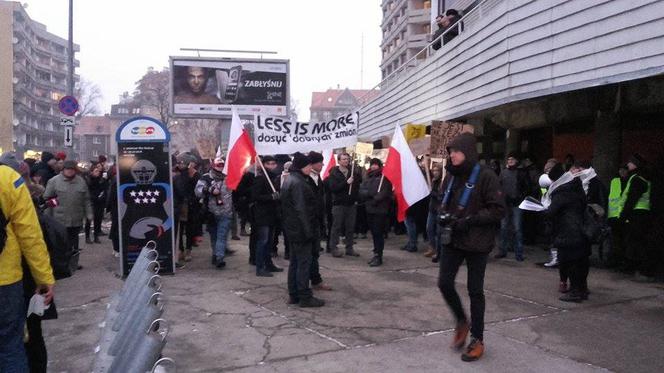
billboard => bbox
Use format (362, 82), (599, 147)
(170, 57), (289, 117)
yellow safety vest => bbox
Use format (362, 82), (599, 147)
(620, 174), (651, 215)
(607, 178), (623, 219)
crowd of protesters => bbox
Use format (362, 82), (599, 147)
(1, 129), (662, 369)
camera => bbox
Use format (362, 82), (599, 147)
(437, 212), (457, 246)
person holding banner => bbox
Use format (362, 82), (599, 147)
(251, 156), (284, 277)
(327, 153), (362, 258)
(306, 152), (332, 290)
(359, 158), (393, 267)
(280, 153), (325, 308)
(437, 133), (505, 362)
(195, 157), (234, 269)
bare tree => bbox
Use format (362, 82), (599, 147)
(74, 77), (103, 118)
(134, 67), (171, 126)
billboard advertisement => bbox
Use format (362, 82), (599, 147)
(170, 57), (289, 117)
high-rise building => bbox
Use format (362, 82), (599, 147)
(0, 1), (80, 158)
(380, 0), (474, 79)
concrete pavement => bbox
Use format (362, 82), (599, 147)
(43, 233), (663, 372)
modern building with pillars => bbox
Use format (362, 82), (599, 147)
(0, 1), (80, 158)
(363, 0), (664, 183)
(380, 0), (478, 79)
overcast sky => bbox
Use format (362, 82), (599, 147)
(23, 0), (383, 121)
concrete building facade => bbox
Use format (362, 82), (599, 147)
(0, 1), (80, 158)
(364, 0), (664, 183)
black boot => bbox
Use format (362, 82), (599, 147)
(299, 296), (325, 308)
(85, 236), (93, 244)
(368, 255), (382, 267)
(93, 236), (101, 244)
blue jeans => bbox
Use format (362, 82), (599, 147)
(208, 215), (231, 260)
(500, 205), (523, 257)
(404, 215), (418, 248)
(255, 225), (275, 273)
(0, 281), (29, 373)
(426, 211), (439, 251)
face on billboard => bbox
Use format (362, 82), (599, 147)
(186, 66), (208, 94)
(171, 57), (289, 117)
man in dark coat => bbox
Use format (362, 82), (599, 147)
(306, 152), (332, 290)
(437, 133), (505, 362)
(251, 156), (283, 277)
(85, 162), (109, 244)
(619, 154), (653, 280)
(33, 151), (58, 186)
(327, 153), (362, 258)
(545, 163), (591, 303)
(431, 9), (462, 51)
(496, 152), (531, 261)
(235, 169), (256, 264)
(359, 158), (393, 266)
(281, 153), (325, 308)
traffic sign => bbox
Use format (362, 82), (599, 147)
(58, 96), (79, 116)
(64, 125), (74, 147)
(60, 117), (74, 126)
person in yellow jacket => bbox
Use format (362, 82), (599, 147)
(0, 164), (55, 372)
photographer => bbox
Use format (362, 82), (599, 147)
(437, 133), (505, 362)
(195, 157), (233, 269)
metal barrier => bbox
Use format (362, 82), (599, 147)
(92, 242), (175, 373)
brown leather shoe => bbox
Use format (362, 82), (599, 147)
(461, 337), (484, 362)
(452, 321), (469, 350)
(423, 247), (435, 257)
(313, 283), (333, 291)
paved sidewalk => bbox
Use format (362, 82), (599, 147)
(43, 234), (663, 372)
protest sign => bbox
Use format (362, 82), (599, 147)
(404, 123), (427, 143)
(254, 111), (359, 155)
(429, 121), (474, 158)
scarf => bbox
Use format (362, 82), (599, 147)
(210, 167), (224, 181)
(573, 167), (597, 195)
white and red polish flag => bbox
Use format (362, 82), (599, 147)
(382, 123), (430, 222)
(320, 149), (337, 180)
(223, 107), (257, 190)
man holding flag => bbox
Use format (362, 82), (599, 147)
(435, 133), (505, 362)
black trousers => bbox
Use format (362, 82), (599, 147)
(85, 202), (105, 239)
(559, 257), (590, 293)
(66, 226), (81, 253)
(366, 213), (387, 257)
(24, 315), (47, 373)
(438, 247), (488, 340)
(288, 241), (313, 300)
(310, 235), (323, 286)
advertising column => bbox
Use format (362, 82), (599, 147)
(115, 117), (175, 276)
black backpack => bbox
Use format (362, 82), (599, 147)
(38, 210), (73, 280)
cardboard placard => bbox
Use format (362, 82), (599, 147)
(429, 121), (474, 158)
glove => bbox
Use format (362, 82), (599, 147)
(453, 216), (472, 233)
(271, 192), (280, 200)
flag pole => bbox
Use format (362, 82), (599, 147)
(348, 152), (356, 196)
(256, 155), (277, 193)
(377, 174), (384, 193)
(424, 155), (432, 189)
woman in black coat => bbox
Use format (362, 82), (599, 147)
(546, 164), (591, 302)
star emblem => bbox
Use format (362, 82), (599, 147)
(142, 198), (149, 204)
(146, 190), (153, 197)
(138, 191), (144, 197)
(150, 197), (157, 203)
(130, 191), (137, 197)
(153, 190), (160, 196)
(134, 198), (141, 204)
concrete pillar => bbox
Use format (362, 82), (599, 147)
(505, 128), (520, 156)
(591, 86), (622, 185)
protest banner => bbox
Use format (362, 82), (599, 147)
(195, 137), (218, 160)
(404, 123), (427, 143)
(254, 111), (359, 155)
(429, 121), (474, 158)
(408, 136), (431, 156)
